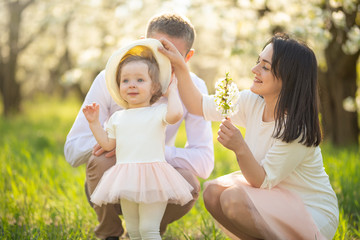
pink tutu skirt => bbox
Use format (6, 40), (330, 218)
(91, 162), (194, 206)
(205, 172), (326, 240)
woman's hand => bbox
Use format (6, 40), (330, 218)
(159, 38), (203, 116)
(158, 38), (187, 70)
(218, 118), (266, 187)
(217, 118), (245, 155)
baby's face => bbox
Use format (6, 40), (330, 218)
(119, 61), (153, 108)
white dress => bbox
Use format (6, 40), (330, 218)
(90, 104), (194, 206)
(202, 90), (338, 240)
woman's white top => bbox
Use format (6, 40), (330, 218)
(202, 90), (339, 227)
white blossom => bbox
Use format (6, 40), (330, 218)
(214, 73), (240, 118)
(343, 0), (358, 13)
(332, 11), (346, 28)
(342, 26), (360, 55)
(343, 96), (357, 112)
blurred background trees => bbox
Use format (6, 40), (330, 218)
(0, 0), (359, 146)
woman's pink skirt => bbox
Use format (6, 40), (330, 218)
(91, 162), (194, 206)
(205, 172), (326, 240)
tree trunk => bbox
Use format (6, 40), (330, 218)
(0, 0), (36, 116)
(2, 59), (21, 116)
(317, 1), (360, 146)
(1, 1), (22, 116)
(318, 39), (359, 146)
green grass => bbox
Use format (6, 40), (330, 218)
(0, 97), (359, 239)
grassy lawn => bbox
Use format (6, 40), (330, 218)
(0, 96), (359, 239)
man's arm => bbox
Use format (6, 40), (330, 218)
(64, 71), (117, 167)
(165, 73), (214, 179)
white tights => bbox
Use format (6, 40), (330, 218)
(120, 199), (167, 240)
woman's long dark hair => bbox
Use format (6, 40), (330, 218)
(268, 33), (321, 147)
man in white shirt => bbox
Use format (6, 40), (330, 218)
(64, 13), (214, 240)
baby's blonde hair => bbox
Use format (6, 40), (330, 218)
(116, 51), (162, 105)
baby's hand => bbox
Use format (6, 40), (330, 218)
(83, 103), (100, 123)
(164, 77), (178, 97)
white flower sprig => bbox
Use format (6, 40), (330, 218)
(214, 72), (240, 118)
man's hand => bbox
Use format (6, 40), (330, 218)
(92, 143), (115, 158)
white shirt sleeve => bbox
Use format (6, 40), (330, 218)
(202, 94), (223, 122)
(202, 90), (248, 127)
(106, 112), (118, 140)
(165, 73), (214, 179)
(64, 71), (120, 167)
(260, 139), (310, 189)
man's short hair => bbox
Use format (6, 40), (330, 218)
(146, 13), (195, 52)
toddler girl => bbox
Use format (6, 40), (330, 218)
(82, 39), (193, 240)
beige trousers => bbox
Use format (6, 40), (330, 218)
(85, 153), (200, 239)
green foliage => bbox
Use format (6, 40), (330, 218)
(0, 98), (359, 239)
(321, 144), (360, 240)
(0, 97), (96, 239)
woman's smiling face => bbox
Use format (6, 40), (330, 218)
(250, 43), (282, 100)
